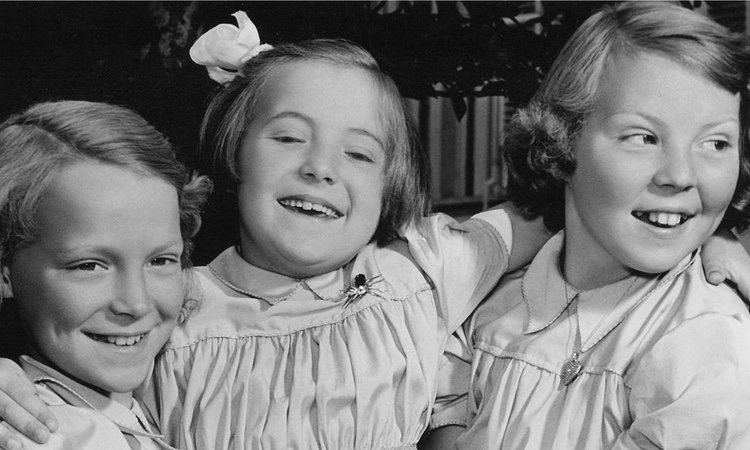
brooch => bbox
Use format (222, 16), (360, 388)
(340, 273), (386, 308)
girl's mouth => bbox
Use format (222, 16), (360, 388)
(632, 211), (691, 228)
(278, 198), (342, 218)
(85, 332), (148, 347)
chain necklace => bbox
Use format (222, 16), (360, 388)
(560, 277), (639, 386)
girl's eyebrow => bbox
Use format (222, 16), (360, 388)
(267, 111), (385, 150)
(348, 128), (385, 150)
(52, 240), (183, 257)
(613, 112), (739, 130)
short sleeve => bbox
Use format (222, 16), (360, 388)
(403, 212), (510, 332)
(612, 313), (750, 449)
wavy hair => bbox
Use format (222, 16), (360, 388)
(505, 1), (750, 232)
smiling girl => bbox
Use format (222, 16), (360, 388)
(0, 101), (210, 449)
(426, 3), (750, 449)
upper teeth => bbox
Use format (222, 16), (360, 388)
(280, 199), (340, 218)
(91, 333), (146, 347)
(649, 212), (683, 226)
(635, 211), (686, 227)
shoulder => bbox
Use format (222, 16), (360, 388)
(627, 260), (750, 388)
(28, 386), (131, 449)
(665, 255), (750, 322)
(353, 239), (433, 299)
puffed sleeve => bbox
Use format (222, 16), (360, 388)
(403, 211), (510, 332)
(612, 312), (750, 449)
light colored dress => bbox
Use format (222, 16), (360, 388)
(145, 212), (511, 450)
(447, 232), (750, 449)
(0, 356), (175, 450)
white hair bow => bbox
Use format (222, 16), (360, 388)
(189, 11), (272, 85)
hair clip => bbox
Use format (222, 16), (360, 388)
(189, 11), (272, 85)
(340, 274), (386, 308)
(178, 298), (200, 324)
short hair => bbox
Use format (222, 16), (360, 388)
(0, 100), (212, 269)
(200, 38), (430, 245)
(505, 1), (750, 232)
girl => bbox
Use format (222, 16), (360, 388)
(147, 25), (538, 450)
(427, 3), (750, 449)
(2, 11), (750, 450)
(0, 101), (211, 449)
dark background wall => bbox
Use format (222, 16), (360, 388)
(0, 0), (733, 265)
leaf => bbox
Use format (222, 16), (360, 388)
(450, 95), (467, 120)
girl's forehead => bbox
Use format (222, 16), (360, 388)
(253, 61), (389, 137)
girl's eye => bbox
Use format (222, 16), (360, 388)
(272, 135), (305, 144)
(622, 133), (658, 146)
(150, 256), (179, 267)
(69, 262), (105, 272)
(701, 139), (733, 152)
(346, 150), (375, 163)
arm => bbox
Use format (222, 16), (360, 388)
(0, 358), (57, 449)
(702, 228), (750, 300)
(612, 313), (750, 449)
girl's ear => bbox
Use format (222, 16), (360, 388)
(0, 266), (12, 300)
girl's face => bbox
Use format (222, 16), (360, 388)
(5, 161), (184, 404)
(237, 60), (386, 278)
(565, 51), (740, 289)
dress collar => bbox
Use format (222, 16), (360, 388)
(20, 355), (175, 448)
(207, 246), (350, 304)
(522, 232), (696, 343)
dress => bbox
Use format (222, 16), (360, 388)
(449, 233), (750, 449)
(0, 356), (176, 450)
(145, 212), (511, 450)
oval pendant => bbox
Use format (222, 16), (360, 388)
(561, 354), (582, 386)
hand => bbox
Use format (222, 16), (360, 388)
(0, 358), (56, 449)
(702, 229), (750, 301)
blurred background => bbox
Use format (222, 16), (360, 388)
(0, 1), (744, 264)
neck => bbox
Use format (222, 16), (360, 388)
(561, 244), (632, 291)
(562, 208), (632, 291)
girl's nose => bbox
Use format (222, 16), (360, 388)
(652, 145), (697, 192)
(110, 270), (152, 318)
(299, 144), (337, 184)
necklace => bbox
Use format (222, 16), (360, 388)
(560, 277), (639, 386)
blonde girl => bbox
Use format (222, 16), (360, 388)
(427, 3), (750, 448)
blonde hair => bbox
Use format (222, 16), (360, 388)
(505, 2), (750, 231)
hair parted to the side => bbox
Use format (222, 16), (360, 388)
(200, 38), (430, 245)
(0, 100), (213, 270)
(505, 1), (750, 232)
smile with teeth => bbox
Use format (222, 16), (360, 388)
(279, 199), (342, 218)
(632, 211), (691, 228)
(86, 332), (147, 347)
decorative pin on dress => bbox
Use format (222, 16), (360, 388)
(341, 274), (385, 307)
